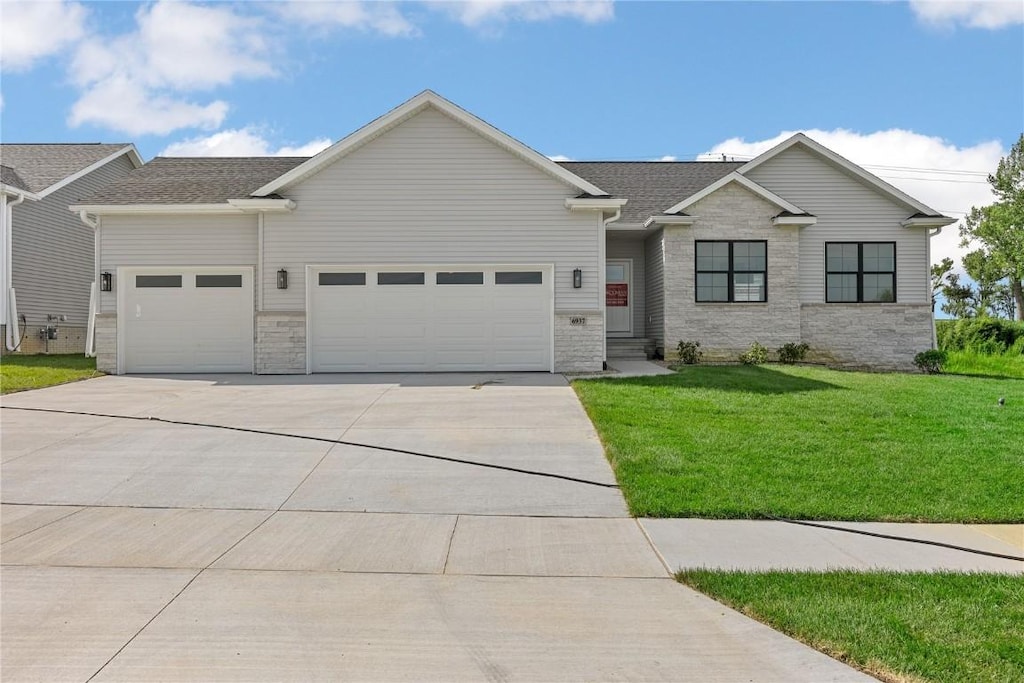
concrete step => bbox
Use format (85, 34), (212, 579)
(607, 338), (653, 360)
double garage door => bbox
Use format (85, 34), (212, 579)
(120, 265), (552, 373)
(309, 265), (552, 372)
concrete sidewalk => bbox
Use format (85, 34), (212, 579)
(642, 519), (1024, 574)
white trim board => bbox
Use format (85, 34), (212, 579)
(664, 172), (806, 216)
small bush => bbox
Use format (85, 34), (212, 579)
(739, 341), (768, 365)
(914, 349), (947, 374)
(777, 342), (809, 364)
(676, 340), (702, 365)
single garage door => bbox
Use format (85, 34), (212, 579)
(121, 267), (254, 373)
(310, 265), (552, 372)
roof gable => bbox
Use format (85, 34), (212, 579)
(0, 143), (142, 197)
(736, 133), (942, 216)
(252, 90), (606, 198)
(664, 172), (807, 216)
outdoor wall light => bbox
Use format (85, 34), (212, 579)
(573, 268), (583, 289)
(277, 268), (289, 289)
(100, 272), (112, 292)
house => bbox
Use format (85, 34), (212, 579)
(71, 91), (954, 375)
(1, 143), (142, 354)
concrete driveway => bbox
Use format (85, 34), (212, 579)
(1, 374), (869, 682)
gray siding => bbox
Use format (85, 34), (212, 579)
(644, 229), (665, 351)
(745, 145), (930, 304)
(11, 154), (135, 326)
(98, 214), (258, 313)
(606, 237), (645, 337)
(262, 107), (601, 313)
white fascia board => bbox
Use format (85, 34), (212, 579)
(36, 145), (144, 199)
(0, 185), (40, 201)
(901, 216), (957, 228)
(226, 198), (296, 212)
(253, 90), (608, 197)
(664, 172), (805, 215)
(564, 197), (628, 211)
(737, 133), (942, 216)
(643, 215), (698, 228)
(69, 203), (268, 215)
(772, 215), (818, 227)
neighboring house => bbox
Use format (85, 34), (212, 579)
(1, 143), (142, 354)
(72, 91), (953, 375)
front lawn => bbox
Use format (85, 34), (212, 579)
(677, 570), (1024, 683)
(944, 350), (1024, 379)
(573, 365), (1022, 521)
(0, 354), (101, 394)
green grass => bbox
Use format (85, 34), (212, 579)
(0, 354), (101, 394)
(676, 570), (1024, 683)
(943, 350), (1024, 379)
(573, 365), (1023, 521)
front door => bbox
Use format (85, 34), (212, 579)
(606, 259), (632, 336)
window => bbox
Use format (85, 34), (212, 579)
(196, 274), (242, 288)
(826, 242), (896, 302)
(319, 272), (366, 286)
(377, 272), (424, 285)
(436, 271), (484, 285)
(136, 275), (182, 288)
(695, 241), (766, 302)
(495, 271), (543, 285)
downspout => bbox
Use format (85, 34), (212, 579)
(928, 226), (942, 350)
(5, 192), (27, 351)
(78, 210), (100, 357)
(600, 207), (622, 368)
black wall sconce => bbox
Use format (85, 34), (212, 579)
(277, 268), (289, 289)
(100, 271), (112, 292)
(573, 268), (583, 289)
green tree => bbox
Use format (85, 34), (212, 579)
(959, 134), (1024, 320)
(931, 257), (953, 311)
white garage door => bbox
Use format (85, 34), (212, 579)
(310, 266), (552, 372)
(121, 268), (253, 373)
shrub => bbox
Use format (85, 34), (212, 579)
(739, 341), (768, 365)
(914, 349), (946, 374)
(936, 318), (1024, 354)
(777, 342), (809, 364)
(676, 340), (702, 365)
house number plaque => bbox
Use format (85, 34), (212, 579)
(570, 316), (587, 326)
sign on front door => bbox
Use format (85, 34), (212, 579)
(606, 282), (628, 307)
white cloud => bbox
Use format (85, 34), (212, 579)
(162, 128), (332, 157)
(700, 129), (1006, 269)
(68, 1), (275, 135)
(0, 0), (87, 71)
(279, 1), (418, 37)
(547, 154), (574, 161)
(655, 155), (678, 162)
(909, 0), (1023, 29)
(433, 0), (614, 28)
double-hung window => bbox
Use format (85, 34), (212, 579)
(826, 242), (896, 302)
(695, 240), (767, 302)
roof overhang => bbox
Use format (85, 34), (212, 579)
(772, 214), (817, 227)
(0, 185), (40, 201)
(36, 145), (144, 199)
(70, 199), (296, 216)
(643, 214), (698, 228)
(664, 172), (806, 216)
(737, 133), (945, 217)
(901, 215), (958, 229)
(253, 90), (608, 198)
(564, 197), (628, 212)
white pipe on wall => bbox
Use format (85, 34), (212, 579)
(4, 192), (27, 351)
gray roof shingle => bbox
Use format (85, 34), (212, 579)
(79, 157), (309, 205)
(0, 165), (31, 192)
(558, 161), (744, 223)
(0, 143), (132, 193)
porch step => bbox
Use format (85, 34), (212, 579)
(607, 337), (654, 360)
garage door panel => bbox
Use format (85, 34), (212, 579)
(311, 266), (551, 372)
(122, 268), (253, 374)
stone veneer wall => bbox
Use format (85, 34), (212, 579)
(801, 303), (933, 370)
(256, 312), (306, 374)
(663, 183), (802, 361)
(554, 311), (603, 372)
(94, 313), (117, 373)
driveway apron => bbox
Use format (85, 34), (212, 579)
(1, 374), (870, 682)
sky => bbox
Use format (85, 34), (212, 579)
(1, 0), (1022, 273)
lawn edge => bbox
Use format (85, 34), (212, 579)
(1, 371), (106, 395)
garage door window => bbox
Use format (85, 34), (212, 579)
(196, 274), (243, 288)
(319, 272), (366, 286)
(436, 271), (484, 285)
(136, 275), (182, 288)
(495, 271), (543, 285)
(378, 272), (425, 285)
